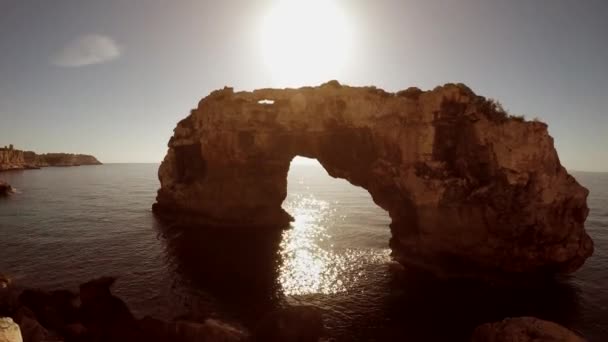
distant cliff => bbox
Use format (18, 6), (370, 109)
(0, 145), (101, 171)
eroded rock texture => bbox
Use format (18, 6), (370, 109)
(154, 81), (592, 277)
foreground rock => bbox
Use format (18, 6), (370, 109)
(0, 181), (12, 196)
(1, 275), (330, 342)
(140, 316), (248, 342)
(472, 317), (586, 342)
(0, 317), (22, 342)
(153, 81), (592, 278)
(0, 145), (101, 171)
(253, 305), (324, 342)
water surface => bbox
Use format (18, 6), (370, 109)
(0, 163), (606, 341)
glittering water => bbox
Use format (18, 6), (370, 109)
(279, 171), (391, 296)
(0, 163), (607, 341)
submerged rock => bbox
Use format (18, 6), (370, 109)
(154, 81), (592, 278)
(0, 181), (12, 196)
(472, 317), (586, 342)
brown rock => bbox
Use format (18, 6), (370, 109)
(0, 145), (26, 171)
(79, 277), (139, 341)
(0, 181), (13, 196)
(139, 316), (248, 342)
(153, 81), (592, 278)
(14, 315), (47, 342)
(0, 275), (10, 289)
(253, 305), (324, 342)
(472, 317), (586, 342)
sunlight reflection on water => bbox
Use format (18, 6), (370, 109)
(279, 194), (391, 296)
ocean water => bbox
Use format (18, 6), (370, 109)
(0, 162), (606, 341)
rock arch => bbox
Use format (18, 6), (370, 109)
(153, 81), (592, 277)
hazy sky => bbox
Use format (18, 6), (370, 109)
(0, 0), (606, 170)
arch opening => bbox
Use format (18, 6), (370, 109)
(278, 156), (391, 295)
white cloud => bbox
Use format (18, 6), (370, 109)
(52, 34), (122, 67)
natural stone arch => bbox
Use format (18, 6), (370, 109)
(153, 81), (592, 277)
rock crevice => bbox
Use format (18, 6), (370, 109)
(154, 81), (592, 277)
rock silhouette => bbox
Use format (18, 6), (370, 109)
(153, 81), (592, 278)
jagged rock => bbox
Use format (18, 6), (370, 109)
(79, 277), (139, 341)
(472, 317), (586, 342)
(0, 275), (14, 317)
(17, 288), (79, 333)
(0, 182), (12, 196)
(253, 305), (324, 342)
(13, 315), (47, 342)
(0, 317), (23, 342)
(153, 81), (592, 278)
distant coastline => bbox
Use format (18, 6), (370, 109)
(0, 145), (101, 171)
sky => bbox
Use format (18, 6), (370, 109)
(0, 0), (606, 171)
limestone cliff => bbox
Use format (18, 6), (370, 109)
(0, 149), (26, 171)
(30, 152), (102, 167)
(0, 146), (101, 170)
(153, 81), (592, 278)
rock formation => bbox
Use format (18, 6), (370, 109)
(1, 273), (324, 342)
(153, 81), (592, 278)
(0, 181), (13, 196)
(0, 146), (101, 171)
(472, 317), (586, 342)
(0, 147), (26, 171)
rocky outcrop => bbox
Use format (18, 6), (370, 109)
(0, 146), (101, 171)
(1, 274), (323, 342)
(0, 181), (13, 196)
(2, 275), (244, 342)
(153, 81), (592, 278)
(0, 148), (26, 171)
(472, 317), (586, 342)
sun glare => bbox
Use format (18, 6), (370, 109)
(259, 0), (353, 87)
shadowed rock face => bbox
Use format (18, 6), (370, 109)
(472, 317), (586, 342)
(153, 81), (592, 277)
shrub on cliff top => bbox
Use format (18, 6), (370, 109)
(476, 97), (526, 123)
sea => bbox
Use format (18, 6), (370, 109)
(0, 161), (606, 341)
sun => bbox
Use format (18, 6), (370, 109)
(259, 0), (353, 87)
